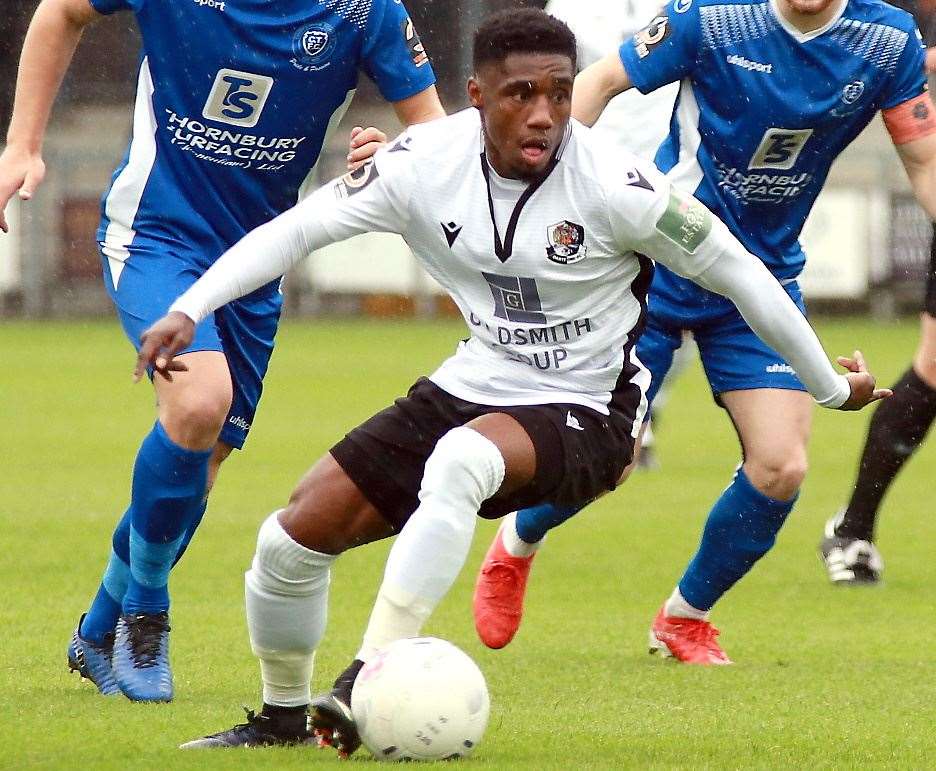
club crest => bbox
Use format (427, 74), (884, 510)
(546, 220), (587, 264)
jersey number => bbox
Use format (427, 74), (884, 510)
(482, 272), (546, 324)
(748, 127), (813, 170)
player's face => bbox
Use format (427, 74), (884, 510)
(469, 53), (574, 182)
(776, 0), (841, 19)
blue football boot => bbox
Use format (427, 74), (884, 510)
(112, 612), (173, 702)
(67, 614), (120, 695)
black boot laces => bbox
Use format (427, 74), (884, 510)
(126, 613), (170, 668)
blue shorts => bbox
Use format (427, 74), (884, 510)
(101, 239), (283, 449)
(638, 266), (807, 408)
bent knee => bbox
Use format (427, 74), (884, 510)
(161, 390), (232, 445)
(745, 453), (808, 500)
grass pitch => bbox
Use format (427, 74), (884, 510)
(2, 316), (934, 769)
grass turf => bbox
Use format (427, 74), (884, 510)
(2, 316), (934, 769)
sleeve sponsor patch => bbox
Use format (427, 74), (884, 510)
(882, 92), (936, 145)
(335, 161), (380, 198)
(402, 17), (429, 68)
(655, 188), (712, 253)
(634, 15), (671, 59)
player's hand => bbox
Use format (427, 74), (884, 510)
(0, 145), (46, 233)
(836, 350), (892, 410)
(134, 311), (194, 383)
(347, 125), (388, 170)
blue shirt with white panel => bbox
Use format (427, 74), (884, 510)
(619, 0), (926, 283)
(90, 0), (436, 266)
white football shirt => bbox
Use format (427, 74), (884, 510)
(172, 109), (850, 411)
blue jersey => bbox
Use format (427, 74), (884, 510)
(90, 0), (435, 266)
(619, 0), (926, 280)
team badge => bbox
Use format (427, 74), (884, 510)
(842, 80), (864, 104)
(634, 16), (670, 59)
(546, 220), (587, 264)
(291, 22), (337, 72)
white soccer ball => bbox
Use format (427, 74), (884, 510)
(351, 637), (490, 762)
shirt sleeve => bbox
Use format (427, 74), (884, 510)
(617, 0), (702, 95)
(880, 23), (928, 110)
(170, 137), (415, 323)
(361, 0), (437, 103)
(605, 160), (850, 408)
(87, 0), (141, 14)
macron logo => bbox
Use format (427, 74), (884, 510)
(566, 411), (584, 431)
(727, 54), (773, 74)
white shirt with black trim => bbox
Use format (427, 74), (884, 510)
(171, 108), (851, 413)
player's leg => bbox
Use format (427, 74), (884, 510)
(182, 452), (397, 750)
(650, 289), (813, 664)
(821, 308), (936, 583)
(310, 413), (534, 754)
(650, 388), (812, 664)
(472, 317), (679, 649)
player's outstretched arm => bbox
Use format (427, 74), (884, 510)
(0, 0), (100, 233)
(681, 220), (890, 411)
(571, 53), (633, 127)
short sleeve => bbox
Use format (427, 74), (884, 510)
(880, 25), (928, 110)
(618, 0), (702, 95)
(361, 0), (437, 103)
(88, 0), (140, 15)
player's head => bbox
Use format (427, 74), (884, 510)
(468, 9), (576, 182)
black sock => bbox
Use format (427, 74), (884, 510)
(837, 367), (936, 541)
(261, 703), (309, 733)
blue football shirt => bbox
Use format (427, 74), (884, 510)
(619, 0), (926, 280)
(90, 0), (436, 265)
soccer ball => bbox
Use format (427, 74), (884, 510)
(350, 637), (490, 762)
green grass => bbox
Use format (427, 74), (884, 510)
(2, 316), (934, 769)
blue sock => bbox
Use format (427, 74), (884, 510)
(121, 422), (212, 615)
(678, 467), (796, 611)
(79, 530), (131, 643)
(514, 502), (584, 544)
(172, 498), (208, 568)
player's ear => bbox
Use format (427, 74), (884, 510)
(467, 77), (483, 110)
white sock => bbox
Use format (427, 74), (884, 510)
(500, 511), (542, 558)
(245, 511), (336, 707)
(663, 587), (708, 620)
(358, 426), (505, 660)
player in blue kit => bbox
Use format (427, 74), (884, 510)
(474, 0), (936, 662)
(0, 0), (442, 701)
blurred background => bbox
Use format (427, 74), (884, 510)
(0, 0), (931, 319)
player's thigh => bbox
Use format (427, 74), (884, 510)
(280, 452), (396, 555)
(152, 350), (234, 447)
(720, 388), (813, 482)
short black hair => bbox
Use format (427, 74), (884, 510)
(472, 8), (576, 72)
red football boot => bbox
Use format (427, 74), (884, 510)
(648, 606), (733, 665)
(472, 524), (536, 649)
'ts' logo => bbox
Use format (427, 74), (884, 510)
(203, 69), (274, 128)
(748, 127), (813, 170)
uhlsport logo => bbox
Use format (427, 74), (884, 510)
(192, 0), (225, 11)
(291, 22), (336, 72)
(546, 220), (587, 264)
(202, 69), (273, 128)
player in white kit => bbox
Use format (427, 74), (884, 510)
(133, 9), (885, 753)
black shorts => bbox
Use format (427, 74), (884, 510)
(926, 223), (936, 318)
(330, 377), (643, 531)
